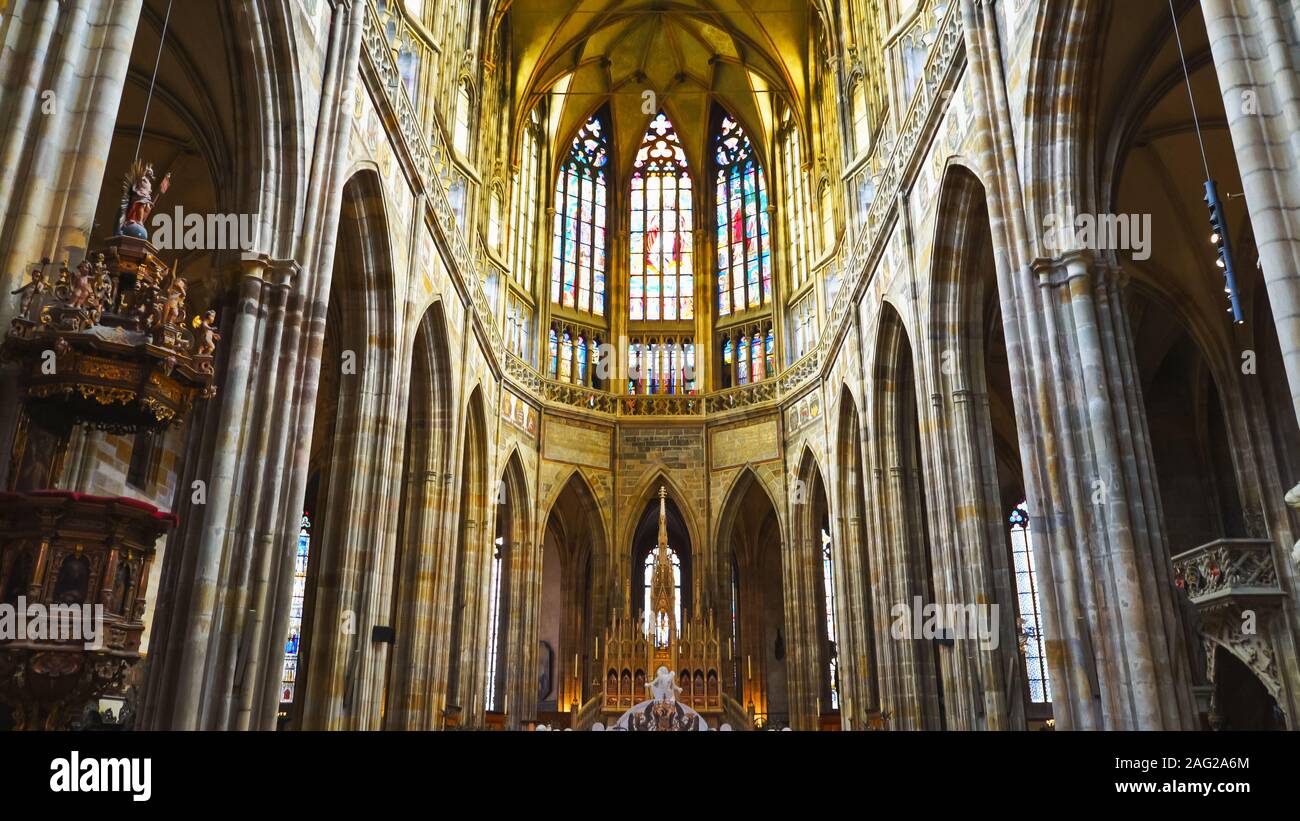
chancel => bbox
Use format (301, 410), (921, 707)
(0, 0), (1299, 735)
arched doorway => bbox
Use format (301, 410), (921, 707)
(444, 388), (489, 725)
(384, 301), (454, 729)
(871, 303), (944, 730)
(539, 471), (608, 719)
(717, 469), (788, 728)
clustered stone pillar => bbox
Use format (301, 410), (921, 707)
(1201, 0), (1300, 547)
(139, 1), (368, 731)
(959, 0), (1199, 729)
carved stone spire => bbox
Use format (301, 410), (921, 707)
(650, 486), (675, 647)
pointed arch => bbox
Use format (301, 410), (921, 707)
(485, 449), (532, 721)
(285, 166), (402, 732)
(540, 469), (611, 715)
(868, 300), (944, 730)
(444, 385), (490, 722)
(788, 442), (837, 729)
(386, 298), (455, 729)
(626, 483), (695, 617)
(714, 466), (784, 552)
(619, 470), (704, 573)
(834, 385), (879, 719)
(924, 165), (1029, 729)
(715, 465), (787, 721)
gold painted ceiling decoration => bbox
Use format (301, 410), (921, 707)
(498, 0), (821, 174)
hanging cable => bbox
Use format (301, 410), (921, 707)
(134, 0), (175, 164)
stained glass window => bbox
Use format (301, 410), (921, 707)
(550, 115), (608, 315)
(559, 330), (573, 383)
(281, 513), (311, 705)
(547, 327), (558, 377)
(1010, 503), (1052, 704)
(737, 335), (750, 385)
(781, 124), (813, 289)
(484, 536), (505, 711)
(510, 113), (542, 289)
(821, 527), (839, 711)
(628, 339), (695, 395)
(643, 547), (682, 644)
(505, 295), (531, 360)
(630, 113), (693, 322)
(791, 293), (817, 361)
(715, 115), (771, 316)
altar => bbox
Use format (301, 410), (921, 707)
(597, 487), (726, 729)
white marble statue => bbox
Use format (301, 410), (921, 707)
(646, 665), (680, 704)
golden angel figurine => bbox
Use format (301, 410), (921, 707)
(10, 267), (48, 318)
(194, 309), (221, 357)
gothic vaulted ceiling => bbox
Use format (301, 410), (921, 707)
(496, 0), (823, 173)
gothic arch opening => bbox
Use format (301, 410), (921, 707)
(287, 169), (398, 731)
(1133, 293), (1248, 546)
(792, 449), (838, 729)
(629, 492), (692, 629)
(717, 469), (787, 728)
(385, 301), (454, 728)
(928, 165), (1042, 729)
(872, 303), (944, 730)
(445, 387), (489, 724)
(835, 389), (879, 722)
(485, 451), (531, 724)
(540, 471), (607, 717)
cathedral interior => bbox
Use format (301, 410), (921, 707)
(1, 0), (1299, 733)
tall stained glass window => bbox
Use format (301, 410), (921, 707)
(281, 513), (311, 705)
(781, 123), (813, 289)
(510, 111), (542, 290)
(630, 113), (694, 322)
(821, 527), (839, 711)
(550, 115), (608, 315)
(643, 547), (682, 645)
(1010, 503), (1051, 704)
(715, 114), (771, 316)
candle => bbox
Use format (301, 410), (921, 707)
(574, 653), (579, 678)
(747, 655), (752, 681)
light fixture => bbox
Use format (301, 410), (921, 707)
(1170, 0), (1245, 326)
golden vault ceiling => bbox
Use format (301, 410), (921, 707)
(495, 0), (828, 173)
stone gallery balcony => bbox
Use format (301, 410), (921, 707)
(1172, 538), (1284, 608)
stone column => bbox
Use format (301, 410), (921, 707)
(0, 0), (144, 488)
(141, 0), (367, 731)
(961, 0), (1199, 730)
(1201, 0), (1300, 557)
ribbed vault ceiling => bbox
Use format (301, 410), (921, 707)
(498, 0), (822, 172)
